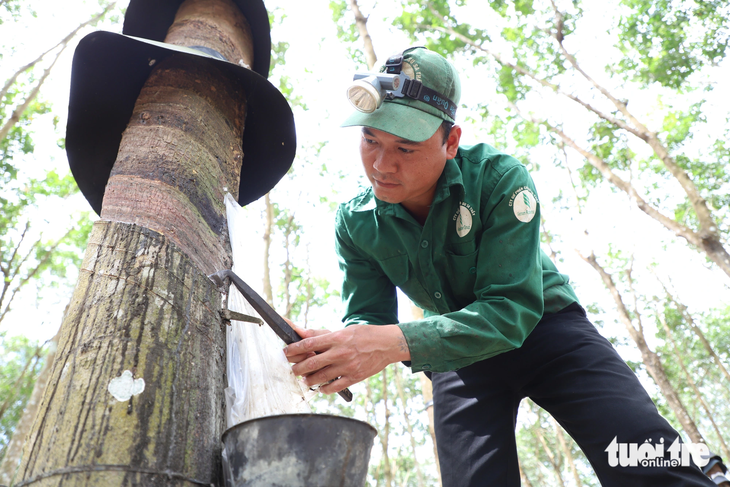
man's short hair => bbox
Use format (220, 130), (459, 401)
(441, 121), (454, 145)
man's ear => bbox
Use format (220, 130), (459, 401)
(445, 125), (462, 159)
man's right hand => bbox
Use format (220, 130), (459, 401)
(285, 324), (331, 364)
(283, 324), (410, 395)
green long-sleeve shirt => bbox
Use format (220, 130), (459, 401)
(335, 143), (579, 373)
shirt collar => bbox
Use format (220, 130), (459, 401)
(432, 156), (464, 205)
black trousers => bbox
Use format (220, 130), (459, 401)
(431, 303), (713, 487)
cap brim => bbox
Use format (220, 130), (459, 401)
(341, 101), (443, 142)
(123, 0), (272, 79)
(66, 31), (296, 214)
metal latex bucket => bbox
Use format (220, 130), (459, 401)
(222, 413), (378, 487)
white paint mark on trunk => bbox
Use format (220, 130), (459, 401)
(108, 370), (145, 402)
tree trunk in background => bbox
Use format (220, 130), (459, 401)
(553, 418), (582, 487)
(581, 252), (707, 444)
(283, 214), (295, 319)
(381, 367), (392, 487)
(519, 465), (535, 487)
(0, 346), (42, 422)
(0, 225), (76, 326)
(419, 374), (440, 482)
(410, 302), (441, 484)
(425, 13), (730, 279)
(0, 2), (118, 133)
(347, 0), (377, 69)
(661, 284), (730, 387)
(393, 367), (425, 487)
(0, 47), (66, 143)
(16, 0), (255, 484)
(533, 421), (566, 487)
(0, 333), (58, 486)
(660, 314), (730, 460)
(262, 193), (274, 305)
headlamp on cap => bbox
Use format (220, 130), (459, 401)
(346, 72), (410, 113)
(346, 49), (457, 119)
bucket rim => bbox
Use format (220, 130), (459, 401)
(221, 413), (378, 443)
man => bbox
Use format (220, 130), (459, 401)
(284, 46), (713, 486)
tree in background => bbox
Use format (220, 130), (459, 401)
(0, 336), (47, 461)
(0, 3), (117, 477)
(394, 0), (729, 276)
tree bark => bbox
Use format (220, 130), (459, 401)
(16, 221), (225, 486)
(100, 0), (253, 276)
(16, 0), (256, 484)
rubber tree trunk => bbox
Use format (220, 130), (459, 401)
(15, 0), (255, 485)
(16, 222), (225, 486)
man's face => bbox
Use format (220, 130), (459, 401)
(359, 126), (460, 214)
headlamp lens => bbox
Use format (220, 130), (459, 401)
(347, 79), (382, 113)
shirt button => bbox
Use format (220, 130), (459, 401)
(469, 267), (477, 274)
(422, 364), (431, 370)
(421, 240), (429, 248)
(434, 292), (442, 299)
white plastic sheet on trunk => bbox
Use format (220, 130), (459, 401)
(224, 193), (311, 429)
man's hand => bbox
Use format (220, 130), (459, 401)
(286, 325), (330, 364)
(283, 324), (411, 395)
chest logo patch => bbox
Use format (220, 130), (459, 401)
(453, 201), (475, 237)
(509, 187), (538, 223)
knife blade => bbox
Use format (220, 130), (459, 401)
(209, 269), (353, 402)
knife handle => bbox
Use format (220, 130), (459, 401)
(338, 388), (353, 402)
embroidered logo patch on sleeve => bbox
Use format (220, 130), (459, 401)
(509, 187), (538, 223)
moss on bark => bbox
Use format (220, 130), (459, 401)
(16, 221), (225, 486)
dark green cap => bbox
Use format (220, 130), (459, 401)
(342, 47), (461, 142)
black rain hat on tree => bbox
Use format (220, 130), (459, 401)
(66, 3), (295, 215)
